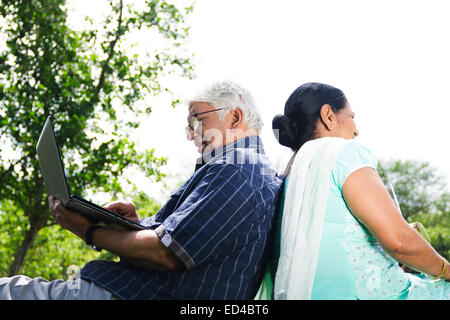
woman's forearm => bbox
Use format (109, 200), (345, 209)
(342, 167), (450, 281)
(380, 226), (449, 280)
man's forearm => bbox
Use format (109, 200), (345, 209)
(49, 197), (184, 272)
(91, 227), (184, 271)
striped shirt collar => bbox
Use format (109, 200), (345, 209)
(195, 135), (264, 171)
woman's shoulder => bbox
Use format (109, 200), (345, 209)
(332, 140), (378, 189)
(340, 140), (377, 164)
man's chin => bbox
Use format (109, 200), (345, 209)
(199, 141), (217, 155)
(195, 141), (206, 154)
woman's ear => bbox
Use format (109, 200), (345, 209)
(319, 104), (336, 131)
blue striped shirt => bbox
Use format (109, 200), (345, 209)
(80, 136), (284, 299)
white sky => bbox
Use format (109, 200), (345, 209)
(70, 0), (450, 202)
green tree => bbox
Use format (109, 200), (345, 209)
(0, 0), (193, 276)
(378, 159), (450, 260)
(0, 194), (162, 280)
(412, 194), (450, 261)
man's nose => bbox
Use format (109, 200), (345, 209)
(187, 128), (194, 141)
(354, 128), (359, 137)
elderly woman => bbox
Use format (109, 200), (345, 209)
(264, 82), (449, 300)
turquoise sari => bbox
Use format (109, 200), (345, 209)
(256, 139), (449, 300)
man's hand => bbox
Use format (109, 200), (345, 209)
(104, 201), (140, 223)
(49, 196), (92, 240)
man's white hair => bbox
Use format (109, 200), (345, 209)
(188, 81), (263, 131)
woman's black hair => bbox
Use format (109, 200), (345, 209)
(272, 82), (347, 151)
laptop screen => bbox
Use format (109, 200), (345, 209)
(36, 117), (71, 205)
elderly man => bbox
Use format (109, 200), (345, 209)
(0, 81), (284, 300)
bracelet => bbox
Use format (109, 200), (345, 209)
(427, 258), (448, 280)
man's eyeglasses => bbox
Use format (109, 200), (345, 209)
(185, 108), (224, 138)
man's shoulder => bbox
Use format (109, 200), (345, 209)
(209, 147), (283, 190)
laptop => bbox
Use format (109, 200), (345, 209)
(36, 116), (147, 231)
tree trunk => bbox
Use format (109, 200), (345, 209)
(7, 220), (44, 277)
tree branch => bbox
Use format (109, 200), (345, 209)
(95, 0), (123, 98)
(0, 154), (27, 185)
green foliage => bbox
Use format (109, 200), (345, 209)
(378, 159), (450, 260)
(0, 0), (193, 276)
(16, 225), (104, 280)
(412, 206), (450, 261)
(0, 200), (28, 272)
(378, 159), (446, 221)
(0, 193), (162, 280)
(134, 191), (162, 218)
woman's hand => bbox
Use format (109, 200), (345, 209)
(443, 260), (450, 282)
(104, 201), (140, 223)
(400, 264), (420, 274)
(399, 222), (431, 274)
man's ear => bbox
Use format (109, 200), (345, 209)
(319, 104), (336, 131)
(231, 108), (244, 128)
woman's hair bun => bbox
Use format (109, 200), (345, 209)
(273, 82), (348, 151)
(272, 114), (300, 150)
